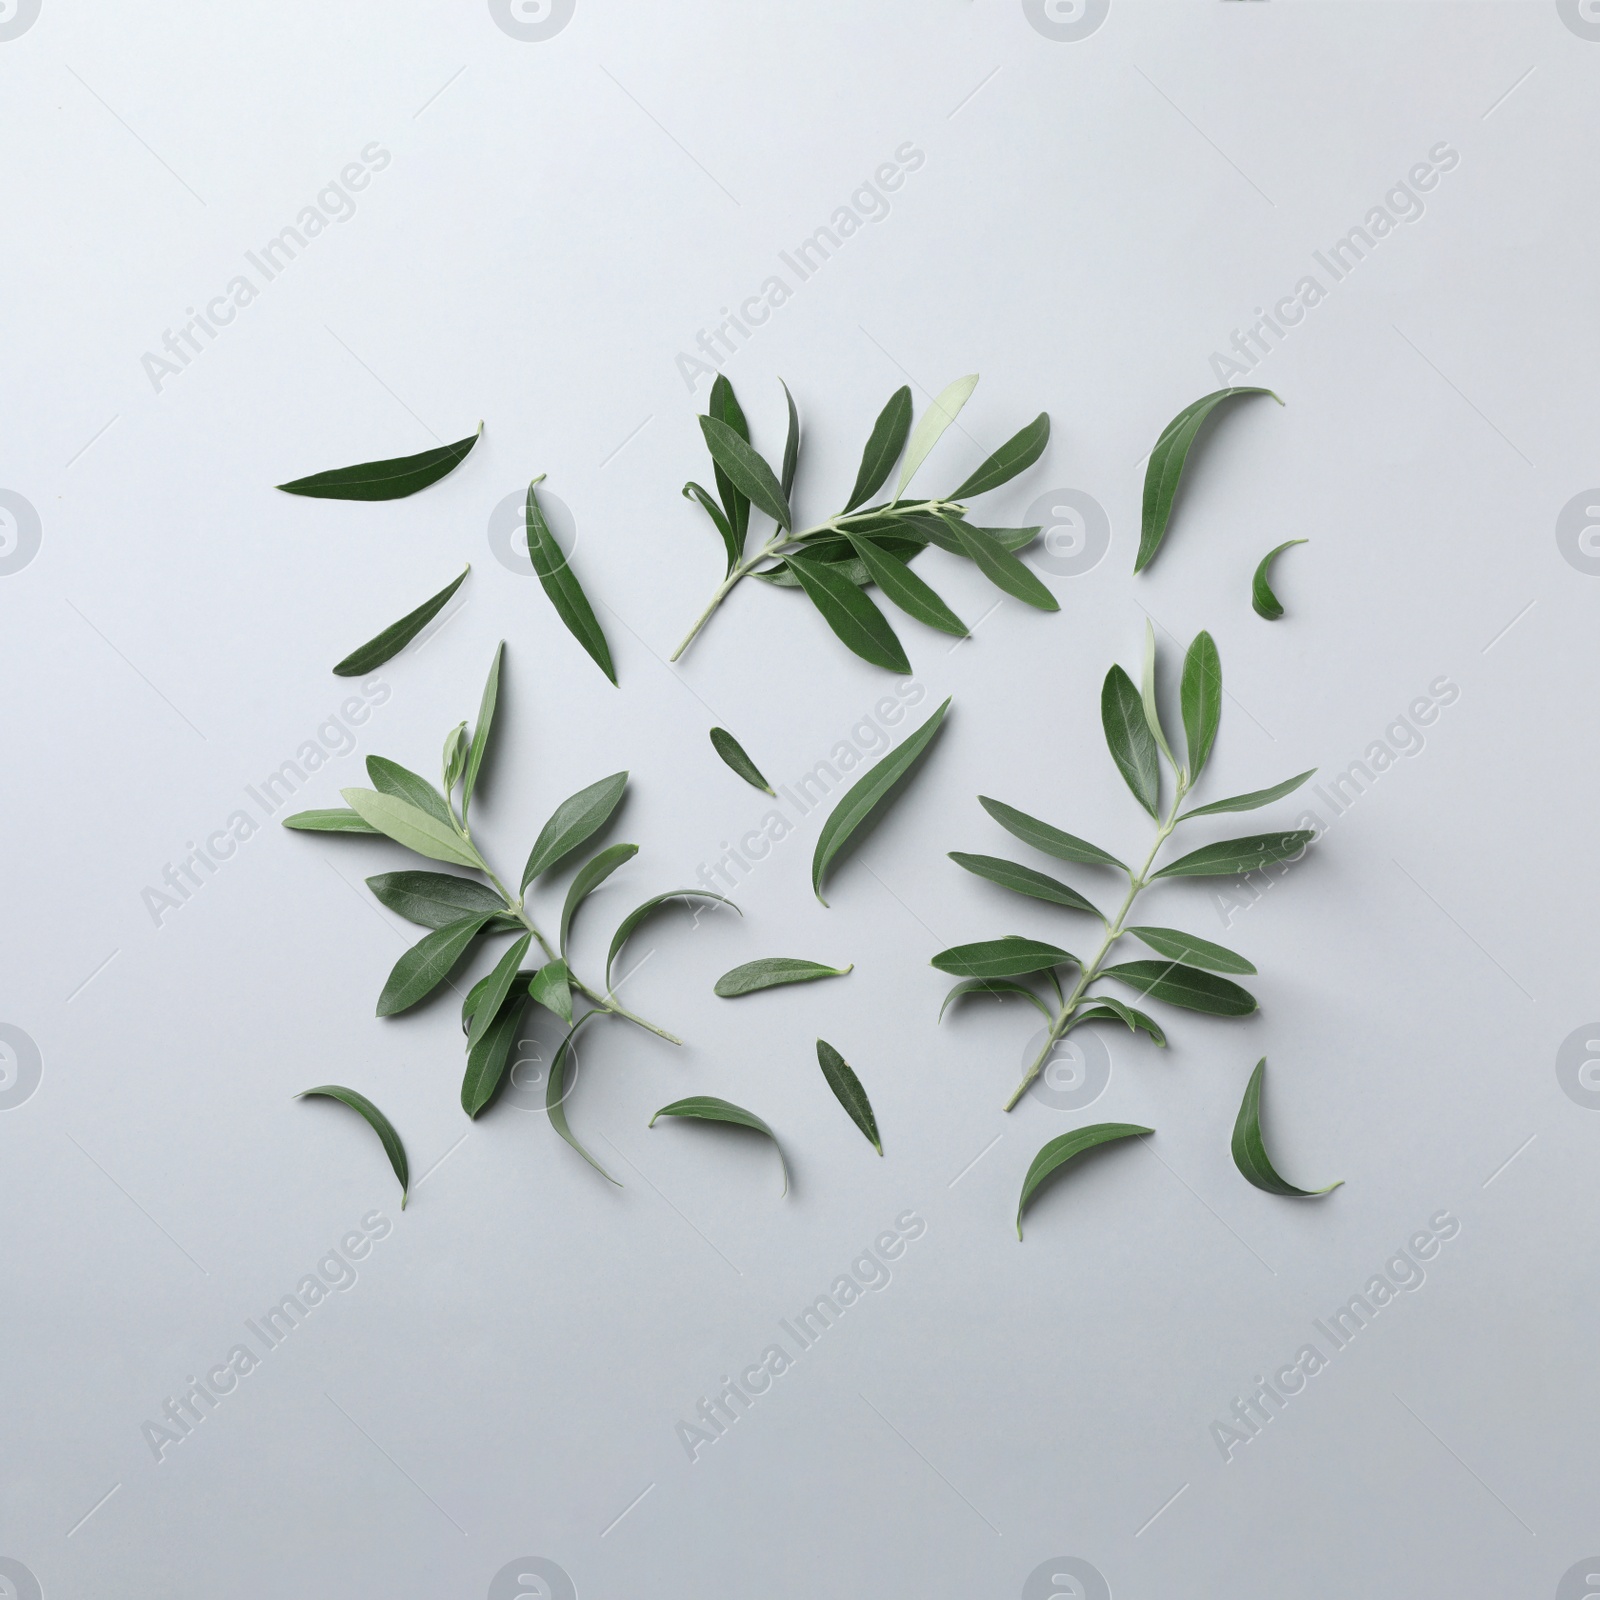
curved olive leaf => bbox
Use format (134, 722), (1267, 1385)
(1140, 619), (1177, 768)
(844, 387), (913, 512)
(816, 1039), (881, 1154)
(1179, 769), (1315, 820)
(377, 913), (494, 1016)
(341, 787), (483, 870)
(525, 476), (616, 685)
(813, 697), (950, 904)
(1101, 959), (1257, 1016)
(938, 977), (1054, 1023)
(1126, 925), (1256, 975)
(943, 516), (1058, 611)
(977, 797), (1126, 871)
(443, 722), (468, 791)
(560, 843), (638, 955)
(1017, 1122), (1152, 1239)
(710, 727), (774, 795)
(699, 416), (792, 531)
(917, 516), (1037, 557)
(547, 1016), (620, 1185)
(367, 756), (453, 827)
(708, 374), (751, 540)
(1151, 831), (1313, 879)
(1180, 630), (1222, 781)
(366, 870), (506, 930)
(846, 535), (969, 637)
(278, 424), (481, 501)
(931, 937), (1075, 979)
(1252, 539), (1308, 621)
(461, 640), (503, 820)
(896, 374), (978, 499)
(1232, 1058), (1341, 1196)
(299, 1085), (410, 1207)
(949, 412), (1049, 500)
(467, 931), (532, 1048)
(282, 807), (381, 834)
(521, 771), (628, 890)
(713, 958), (852, 997)
(779, 379), (801, 499)
(1101, 666), (1160, 819)
(787, 554), (910, 674)
(948, 853), (1102, 918)
(606, 890), (739, 987)
(649, 1096), (789, 1194)
(1136, 388), (1281, 573)
(527, 958), (573, 1026)
(1071, 997), (1166, 1047)
(460, 989), (528, 1118)
(334, 567), (468, 676)
(684, 480), (741, 575)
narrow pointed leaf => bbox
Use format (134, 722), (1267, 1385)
(468, 931), (532, 1047)
(366, 870), (506, 930)
(341, 787), (483, 869)
(1180, 769), (1316, 820)
(367, 756), (453, 827)
(333, 568), (468, 676)
(1101, 959), (1257, 1015)
(298, 1086), (410, 1207)
(1141, 619), (1176, 767)
(650, 1096), (788, 1194)
(787, 554), (910, 673)
(1101, 665), (1160, 819)
(525, 476), (616, 684)
(713, 958), (852, 997)
(278, 424), (481, 501)
(944, 516), (1058, 611)
(1126, 925), (1256, 975)
(547, 1016), (620, 1184)
(895, 374), (978, 499)
(1180, 630), (1222, 781)
(978, 796), (1126, 870)
(938, 977), (1054, 1023)
(282, 807), (380, 834)
(1017, 1122), (1152, 1238)
(710, 727), (774, 794)
(844, 386), (913, 512)
(948, 853), (1102, 918)
(1071, 997), (1167, 1046)
(1253, 539), (1308, 621)
(377, 914), (493, 1016)
(521, 771), (628, 890)
(699, 416), (792, 531)
(949, 412), (1050, 500)
(527, 959), (573, 1026)
(917, 515), (1038, 557)
(816, 1039), (881, 1154)
(683, 480), (741, 575)
(813, 697), (950, 904)
(1152, 831), (1314, 879)
(443, 722), (468, 791)
(560, 842), (638, 954)
(606, 890), (739, 986)
(707, 374), (751, 540)
(931, 937), (1075, 979)
(460, 990), (528, 1118)
(1232, 1058), (1341, 1196)
(461, 641), (503, 819)
(779, 379), (801, 499)
(847, 535), (968, 637)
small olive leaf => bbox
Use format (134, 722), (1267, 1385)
(1152, 831), (1314, 879)
(1179, 630), (1222, 781)
(527, 958), (574, 1026)
(844, 386), (913, 512)
(282, 807), (381, 834)
(786, 554), (911, 674)
(560, 842), (638, 955)
(895, 374), (979, 500)
(367, 755), (454, 827)
(547, 1016), (621, 1185)
(1101, 959), (1257, 1016)
(713, 958), (852, 997)
(340, 787), (484, 870)
(460, 969), (496, 1031)
(1016, 1122), (1152, 1239)
(520, 771), (628, 890)
(377, 913), (495, 1016)
(366, 870), (507, 930)
(938, 977), (1054, 1023)
(467, 931), (533, 1048)
(1101, 666), (1161, 819)
(1179, 769), (1316, 820)
(525, 476), (617, 685)
(708, 373), (752, 539)
(1136, 388), (1281, 573)
(460, 988), (528, 1118)
(931, 937), (1076, 979)
(816, 1039), (881, 1155)
(943, 516), (1059, 612)
(813, 697), (950, 904)
(333, 567), (468, 677)
(1232, 1058), (1342, 1196)
(1126, 925), (1256, 975)
(443, 722), (469, 791)
(709, 727), (775, 795)
(649, 1096), (789, 1194)
(1072, 997), (1167, 1047)
(699, 416), (792, 531)
(948, 853), (1103, 918)
(846, 535), (969, 638)
(1140, 619), (1177, 769)
(978, 796), (1127, 871)
(948, 412), (1050, 500)
(298, 1086), (410, 1208)
(917, 515), (1037, 557)
(461, 640), (504, 820)
(1252, 539), (1308, 621)
(278, 423), (482, 501)
(606, 890), (739, 987)
(683, 481), (741, 575)
(779, 379), (801, 499)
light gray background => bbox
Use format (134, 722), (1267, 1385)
(2, 2), (1597, 1596)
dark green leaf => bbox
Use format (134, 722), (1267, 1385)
(846, 535), (968, 637)
(377, 914), (493, 1016)
(938, 977), (1054, 1023)
(943, 516), (1058, 611)
(1127, 925), (1255, 974)
(707, 374), (751, 540)
(527, 959), (573, 1025)
(460, 989), (528, 1118)
(520, 771), (628, 890)
(816, 1039), (881, 1154)
(896, 374), (978, 499)
(978, 796), (1126, 870)
(525, 476), (616, 684)
(461, 641), (503, 820)
(649, 1096), (788, 1194)
(1253, 539), (1308, 621)
(1152, 831), (1313, 879)
(366, 870), (506, 930)
(931, 937), (1075, 979)
(1180, 769), (1316, 820)
(341, 787), (483, 869)
(281, 807), (380, 834)
(560, 842), (638, 954)
(713, 958), (852, 997)
(547, 1015), (620, 1184)
(699, 416), (792, 531)
(1101, 960), (1257, 1015)
(278, 424), (482, 502)
(367, 755), (453, 827)
(948, 853), (1102, 918)
(1102, 665), (1160, 819)
(1137, 388), (1280, 573)
(710, 727), (774, 794)
(949, 412), (1050, 500)
(1232, 1058), (1341, 1196)
(813, 697), (950, 904)
(1071, 997), (1166, 1046)
(779, 379), (801, 499)
(1017, 1122), (1152, 1238)
(1180, 630), (1222, 781)
(787, 554), (910, 673)
(333, 568), (468, 676)
(606, 891), (739, 986)
(683, 480), (741, 575)
(917, 515), (1037, 557)
(844, 386), (913, 512)
(468, 931), (532, 1047)
(298, 1085), (410, 1208)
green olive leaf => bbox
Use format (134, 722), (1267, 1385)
(780, 379), (801, 499)
(816, 1039), (881, 1154)
(461, 641), (503, 819)
(938, 977), (1054, 1023)
(895, 374), (978, 500)
(1140, 619), (1177, 768)
(606, 890), (739, 987)
(547, 1016), (620, 1185)
(340, 787), (484, 870)
(467, 931), (532, 1048)
(931, 937), (1076, 979)
(948, 411), (1049, 500)
(560, 842), (638, 955)
(281, 807), (381, 834)
(1070, 997), (1167, 1047)
(1232, 1058), (1341, 1196)
(846, 534), (969, 638)
(650, 1096), (789, 1194)
(1101, 959), (1257, 1016)
(942, 515), (1059, 611)
(1151, 832), (1314, 879)
(442, 722), (469, 791)
(1101, 665), (1161, 819)
(707, 374), (752, 541)
(521, 771), (628, 890)
(299, 1085), (411, 1207)
(367, 755), (454, 827)
(699, 416), (792, 531)
(1179, 630), (1222, 781)
(1252, 539), (1308, 621)
(710, 727), (775, 794)
(1017, 1122), (1152, 1239)
(713, 958), (852, 997)
(525, 476), (616, 685)
(1179, 769), (1316, 820)
(527, 958), (574, 1026)
(365, 870), (508, 930)
(844, 386), (913, 512)
(278, 423), (482, 501)
(377, 914), (494, 1016)
(948, 853), (1103, 918)
(333, 567), (469, 676)
(1126, 925), (1256, 975)
(684, 480), (741, 575)
(460, 988), (529, 1118)
(786, 553), (911, 674)
(977, 797), (1127, 871)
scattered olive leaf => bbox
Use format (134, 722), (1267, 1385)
(816, 1039), (881, 1154)
(650, 1096), (789, 1194)
(1016, 1122), (1152, 1239)
(525, 475), (617, 684)
(299, 1085), (410, 1207)
(1252, 539), (1308, 621)
(710, 727), (774, 794)
(278, 423), (482, 501)
(1232, 1058), (1342, 1196)
(333, 568), (468, 677)
(713, 958), (853, 997)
